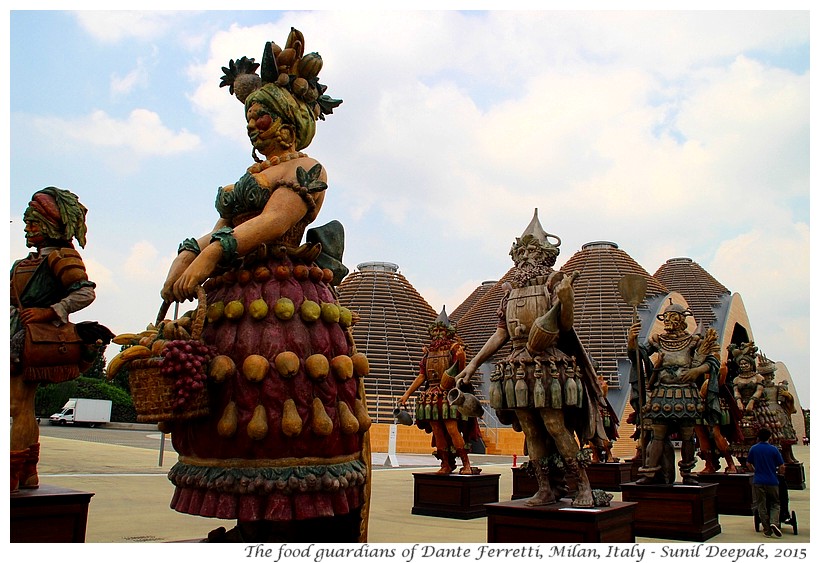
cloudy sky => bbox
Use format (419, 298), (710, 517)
(6, 9), (810, 406)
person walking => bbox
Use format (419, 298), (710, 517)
(747, 427), (785, 537)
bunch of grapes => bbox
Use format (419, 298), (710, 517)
(160, 339), (215, 409)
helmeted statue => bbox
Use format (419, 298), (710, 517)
(399, 307), (481, 475)
(628, 300), (721, 484)
(455, 210), (608, 508)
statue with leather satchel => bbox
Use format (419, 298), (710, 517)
(10, 187), (113, 493)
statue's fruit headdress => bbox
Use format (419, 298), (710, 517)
(728, 341), (758, 368)
(219, 27), (342, 121)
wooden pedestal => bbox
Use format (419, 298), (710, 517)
(412, 472), (500, 519)
(784, 462), (806, 490)
(620, 482), (721, 541)
(11, 484), (94, 542)
(587, 462), (633, 491)
(486, 499), (637, 543)
(696, 472), (754, 515)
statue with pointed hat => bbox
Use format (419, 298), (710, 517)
(455, 210), (610, 508)
(399, 306), (481, 474)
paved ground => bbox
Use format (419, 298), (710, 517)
(13, 423), (811, 551)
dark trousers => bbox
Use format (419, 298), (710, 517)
(753, 483), (780, 532)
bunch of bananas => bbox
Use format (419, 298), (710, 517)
(106, 314), (196, 379)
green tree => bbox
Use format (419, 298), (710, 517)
(37, 343), (138, 421)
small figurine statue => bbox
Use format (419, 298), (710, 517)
(399, 307), (480, 475)
(158, 29), (370, 542)
(10, 187), (112, 492)
(627, 300), (722, 484)
(455, 210), (608, 508)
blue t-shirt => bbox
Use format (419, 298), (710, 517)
(747, 441), (784, 486)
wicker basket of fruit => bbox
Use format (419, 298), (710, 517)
(111, 286), (213, 423)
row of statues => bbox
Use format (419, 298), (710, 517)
(399, 209), (799, 506)
(11, 26), (800, 543)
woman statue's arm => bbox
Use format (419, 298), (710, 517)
(168, 178), (323, 302)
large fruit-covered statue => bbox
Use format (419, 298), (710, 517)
(159, 28), (371, 542)
(10, 187), (113, 492)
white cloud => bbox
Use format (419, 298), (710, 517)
(122, 241), (174, 282)
(83, 257), (116, 292)
(110, 54), (157, 96)
(74, 11), (184, 43)
(10, 10), (808, 405)
(32, 109), (201, 156)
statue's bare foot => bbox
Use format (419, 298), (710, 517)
(571, 488), (594, 508)
(523, 489), (556, 506)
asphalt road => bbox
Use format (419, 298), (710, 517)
(38, 422), (172, 452)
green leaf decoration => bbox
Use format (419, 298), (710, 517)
(219, 57), (259, 94)
(296, 164), (328, 193)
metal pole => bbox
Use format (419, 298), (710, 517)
(158, 432), (166, 466)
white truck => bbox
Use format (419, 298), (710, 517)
(49, 398), (112, 427)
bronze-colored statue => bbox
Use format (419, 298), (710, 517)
(694, 361), (741, 475)
(728, 343), (799, 466)
(158, 29), (370, 542)
(628, 301), (721, 484)
(399, 307), (480, 475)
(10, 187), (112, 492)
(455, 210), (607, 508)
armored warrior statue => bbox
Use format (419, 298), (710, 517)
(628, 301), (721, 484)
(456, 210), (607, 507)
